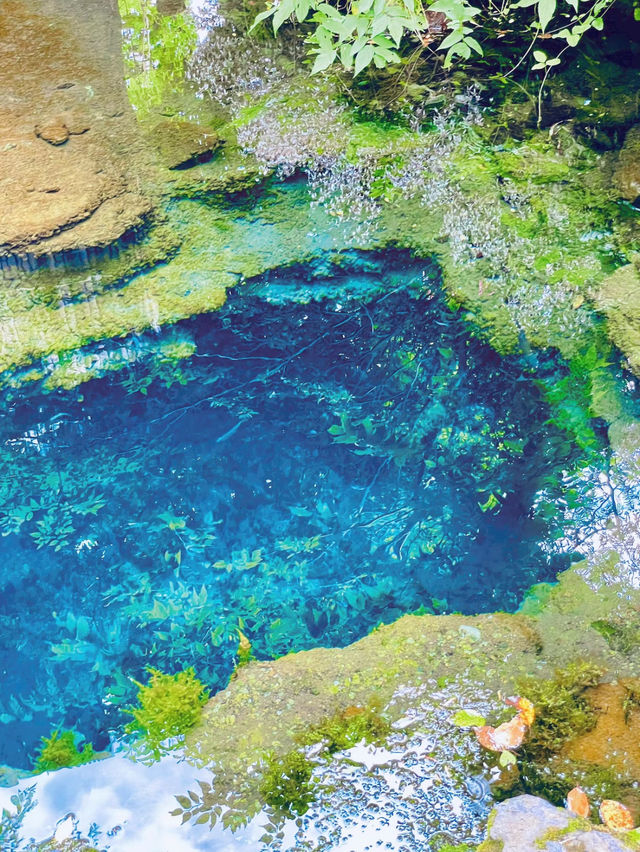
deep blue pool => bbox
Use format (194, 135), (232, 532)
(0, 249), (595, 767)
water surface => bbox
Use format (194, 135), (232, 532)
(0, 249), (594, 767)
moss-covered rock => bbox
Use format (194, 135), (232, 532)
(614, 126), (640, 202)
(596, 262), (640, 375)
(482, 795), (633, 851)
(181, 564), (640, 819)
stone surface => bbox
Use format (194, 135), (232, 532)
(34, 117), (70, 145)
(487, 794), (572, 850)
(613, 125), (640, 201)
(0, 0), (157, 258)
(150, 118), (223, 169)
(484, 795), (632, 852)
(596, 262), (640, 376)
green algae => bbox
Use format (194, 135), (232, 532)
(259, 749), (316, 817)
(296, 699), (391, 753)
(596, 261), (640, 375)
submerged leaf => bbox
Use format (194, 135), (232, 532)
(474, 714), (528, 752)
(451, 709), (486, 727)
(599, 800), (634, 831)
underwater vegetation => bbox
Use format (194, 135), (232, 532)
(517, 662), (603, 758)
(174, 698), (392, 827)
(125, 667), (209, 758)
(33, 730), (96, 774)
(0, 249), (626, 768)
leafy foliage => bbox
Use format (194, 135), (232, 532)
(251, 0), (615, 76)
(125, 668), (208, 757)
(33, 729), (96, 773)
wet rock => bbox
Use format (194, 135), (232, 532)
(484, 794), (572, 850)
(151, 118), (223, 170)
(483, 795), (631, 851)
(0, 0), (158, 259)
(613, 125), (640, 202)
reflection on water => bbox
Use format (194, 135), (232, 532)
(0, 690), (493, 851)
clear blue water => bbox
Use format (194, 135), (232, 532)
(0, 249), (595, 768)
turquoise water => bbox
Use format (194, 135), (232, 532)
(0, 249), (597, 768)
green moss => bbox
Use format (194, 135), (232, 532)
(592, 619), (640, 655)
(477, 840), (503, 852)
(518, 662), (602, 757)
(259, 749), (316, 817)
(296, 698), (391, 753)
(33, 729), (96, 773)
(438, 845), (476, 851)
(535, 818), (588, 848)
(234, 630), (255, 669)
(126, 667), (209, 757)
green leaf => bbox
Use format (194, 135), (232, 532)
(450, 709), (486, 727)
(316, 2), (342, 17)
(333, 44), (354, 71)
(440, 29), (464, 49)
(354, 42), (374, 75)
(465, 35), (483, 54)
(537, 0), (556, 30)
(591, 16), (604, 29)
(357, 0), (375, 10)
(371, 13), (391, 36)
(388, 16), (404, 45)
(533, 49), (547, 61)
(273, 0), (295, 30)
(295, 0), (311, 17)
(499, 750), (517, 767)
(372, 34), (395, 48)
(249, 7), (275, 31)
(312, 49), (337, 72)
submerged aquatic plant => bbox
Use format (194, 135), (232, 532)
(296, 700), (391, 753)
(517, 662), (602, 757)
(125, 667), (209, 757)
(33, 729), (96, 773)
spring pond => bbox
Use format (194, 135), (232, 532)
(6, 0), (640, 848)
(0, 243), (607, 769)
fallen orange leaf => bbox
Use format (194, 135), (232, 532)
(515, 697), (535, 727)
(567, 786), (590, 819)
(599, 800), (634, 831)
(474, 714), (528, 752)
